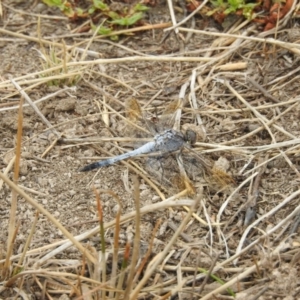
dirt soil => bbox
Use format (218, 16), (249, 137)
(1, 1), (300, 299)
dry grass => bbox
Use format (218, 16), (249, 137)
(1, 1), (300, 299)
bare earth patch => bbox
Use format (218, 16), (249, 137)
(1, 1), (300, 299)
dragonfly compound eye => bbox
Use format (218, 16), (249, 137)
(185, 130), (197, 145)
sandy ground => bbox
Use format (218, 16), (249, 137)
(1, 1), (300, 299)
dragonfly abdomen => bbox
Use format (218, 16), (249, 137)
(79, 130), (187, 172)
(79, 141), (156, 172)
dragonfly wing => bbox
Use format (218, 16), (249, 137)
(125, 98), (143, 123)
(125, 98), (182, 136)
(154, 99), (182, 132)
(124, 98), (150, 139)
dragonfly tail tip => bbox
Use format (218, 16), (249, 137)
(78, 165), (92, 172)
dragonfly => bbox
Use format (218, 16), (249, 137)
(79, 98), (197, 172)
(79, 98), (233, 191)
(79, 128), (196, 172)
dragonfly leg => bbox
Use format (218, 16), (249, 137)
(153, 154), (165, 185)
(159, 158), (164, 185)
(157, 152), (176, 185)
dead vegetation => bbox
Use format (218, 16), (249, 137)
(1, 1), (300, 299)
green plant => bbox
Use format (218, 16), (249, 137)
(208, 0), (258, 19)
(42, 0), (149, 37)
(42, 0), (87, 18)
(109, 3), (149, 26)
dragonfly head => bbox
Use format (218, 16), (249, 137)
(184, 129), (197, 145)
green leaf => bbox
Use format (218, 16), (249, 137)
(98, 26), (112, 35)
(62, 6), (75, 18)
(206, 7), (220, 16)
(243, 3), (258, 9)
(224, 7), (235, 14)
(242, 5), (257, 19)
(110, 35), (119, 41)
(133, 3), (149, 12)
(91, 22), (112, 35)
(108, 11), (120, 20)
(75, 7), (85, 17)
(227, 0), (240, 11)
(127, 12), (144, 24)
(211, 0), (224, 8)
(90, 22), (97, 30)
(110, 18), (127, 26)
(42, 0), (63, 7)
(92, 0), (108, 10)
(88, 7), (96, 14)
(111, 12), (143, 26)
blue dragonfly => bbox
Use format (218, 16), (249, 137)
(79, 98), (197, 173)
(78, 98), (234, 193)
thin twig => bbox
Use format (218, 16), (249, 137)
(9, 77), (60, 138)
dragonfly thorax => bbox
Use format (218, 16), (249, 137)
(153, 129), (186, 153)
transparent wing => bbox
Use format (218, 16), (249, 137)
(124, 98), (182, 139)
(124, 98), (150, 139)
(150, 98), (182, 133)
(181, 146), (235, 191)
